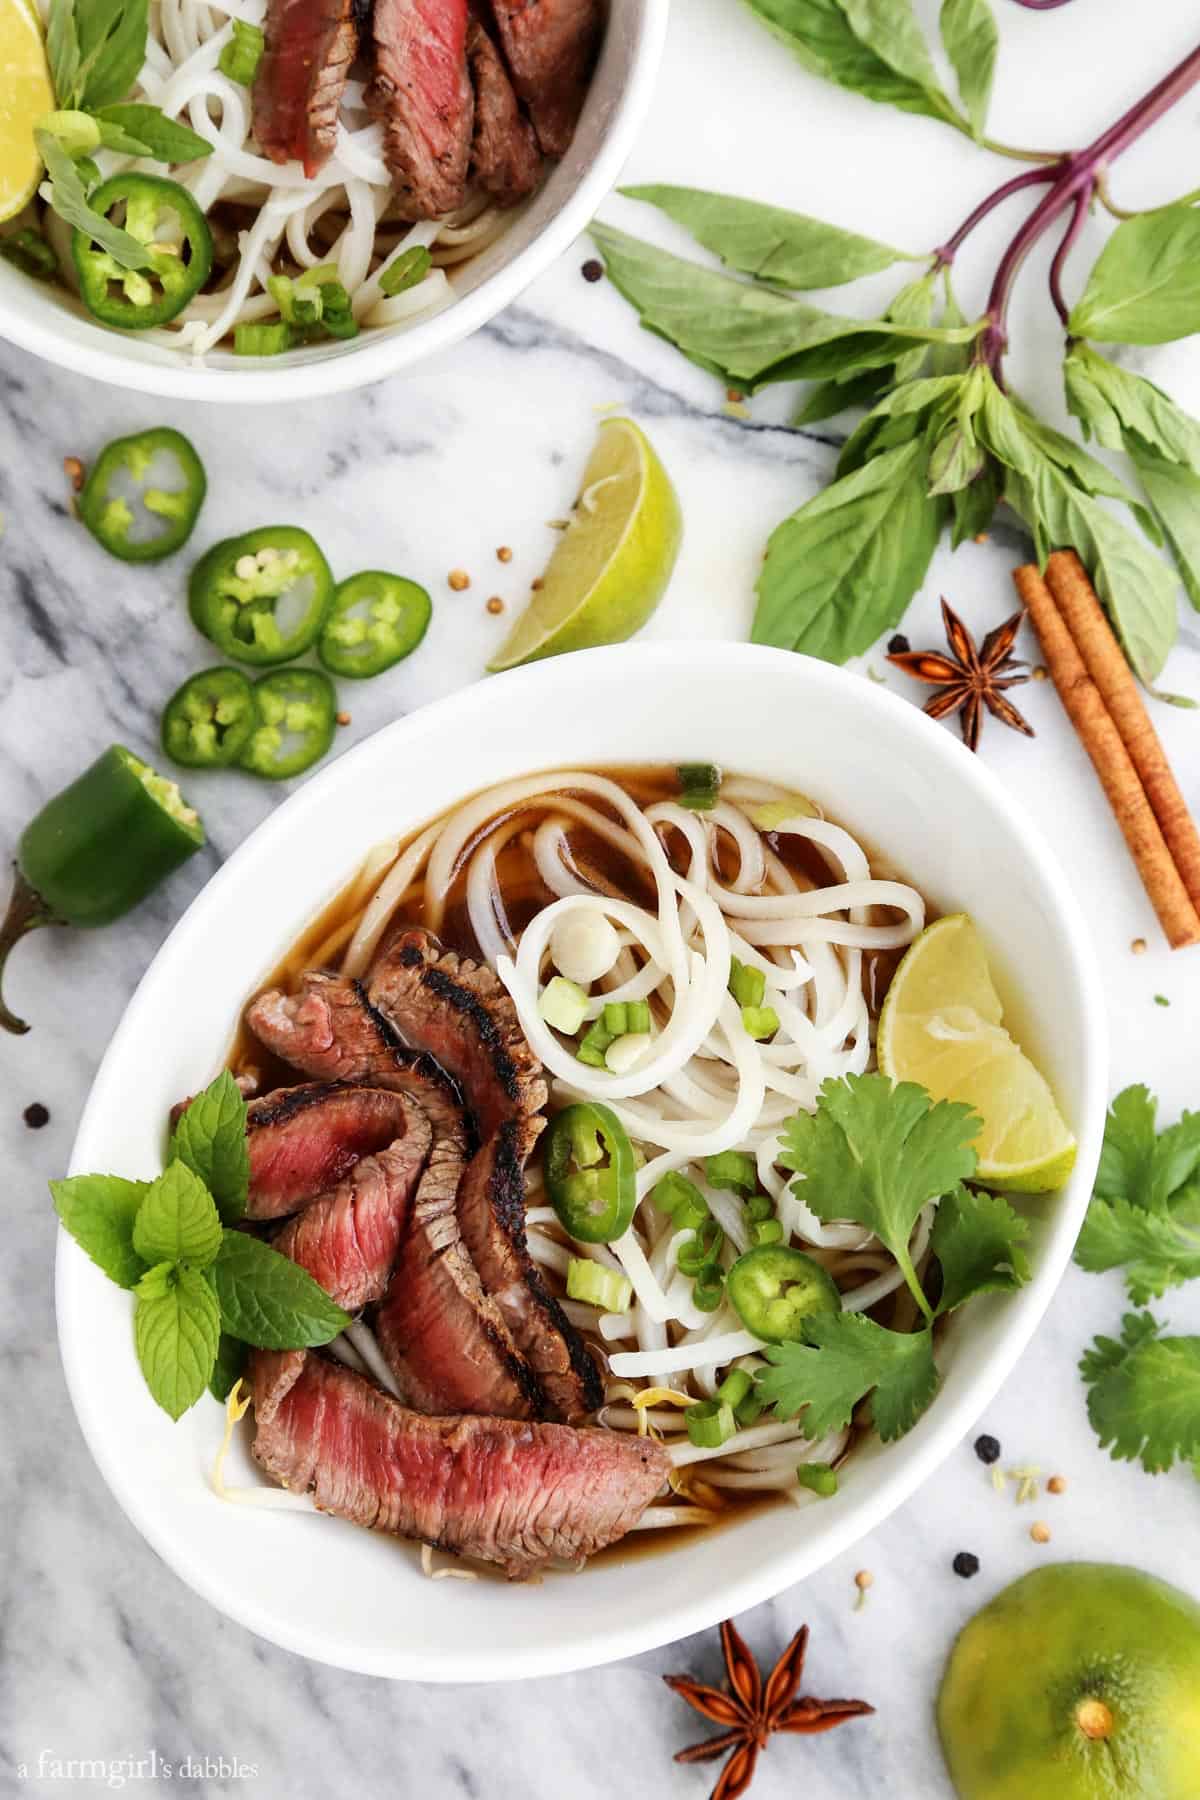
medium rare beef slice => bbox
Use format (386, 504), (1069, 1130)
(367, 0), (474, 218)
(245, 1083), (419, 1221)
(488, 0), (600, 158)
(253, 0), (358, 176)
(467, 20), (542, 205)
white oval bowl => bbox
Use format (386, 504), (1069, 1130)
(58, 641), (1107, 1680)
(0, 2), (665, 403)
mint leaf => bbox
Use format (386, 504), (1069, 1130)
(51, 1174), (149, 1288)
(1082, 1312), (1200, 1473)
(209, 1230), (351, 1348)
(134, 1262), (220, 1420)
(76, 0), (149, 110)
(209, 1332), (247, 1403)
(94, 103), (213, 164)
(1095, 1084), (1159, 1203)
(938, 0), (997, 141)
(743, 0), (960, 127)
(1070, 206), (1200, 347)
(620, 185), (914, 289)
(132, 1162), (222, 1268)
(753, 438), (945, 661)
(1076, 1192), (1200, 1305)
(46, 0), (82, 109)
(931, 1183), (1030, 1314)
(1129, 444), (1200, 614)
(779, 1073), (979, 1316)
(759, 1315), (939, 1442)
(36, 130), (151, 272)
(169, 1070), (249, 1223)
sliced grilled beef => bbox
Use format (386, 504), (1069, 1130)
(488, 0), (600, 158)
(467, 21), (541, 206)
(367, 0), (474, 219)
(367, 927), (547, 1139)
(246, 1083), (418, 1221)
(272, 1098), (431, 1310)
(253, 0), (358, 177)
(251, 1350), (670, 1576)
(457, 1117), (602, 1421)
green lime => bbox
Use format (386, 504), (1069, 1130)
(876, 913), (1075, 1192)
(938, 1563), (1200, 1799)
(486, 417), (682, 670)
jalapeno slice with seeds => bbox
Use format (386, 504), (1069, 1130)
(726, 1245), (842, 1344)
(161, 667), (256, 768)
(317, 570), (432, 679)
(238, 669), (337, 781)
(544, 1101), (637, 1244)
(72, 174), (213, 330)
(189, 526), (334, 666)
(80, 427), (206, 563)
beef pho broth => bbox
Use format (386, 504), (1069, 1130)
(232, 766), (931, 1569)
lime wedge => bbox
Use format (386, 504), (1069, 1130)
(487, 417), (682, 671)
(0, 0), (54, 225)
(877, 913), (1076, 1192)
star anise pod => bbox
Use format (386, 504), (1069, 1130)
(663, 1618), (874, 1800)
(887, 597), (1035, 752)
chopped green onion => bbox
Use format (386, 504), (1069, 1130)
(234, 320), (292, 356)
(796, 1462), (838, 1498)
(742, 1004), (780, 1041)
(716, 1368), (753, 1410)
(651, 1171), (708, 1229)
(576, 1017), (616, 1067)
(693, 1268), (726, 1312)
(729, 957), (765, 1009)
(625, 999), (651, 1034)
(565, 1256), (632, 1313)
(0, 227), (57, 280)
(677, 1218), (723, 1277)
(676, 762), (721, 811)
(745, 1193), (774, 1224)
(539, 975), (590, 1035)
(685, 1398), (734, 1448)
(218, 19), (265, 84)
(602, 1001), (628, 1035)
(380, 244), (433, 296)
(735, 1390), (764, 1428)
(705, 1151), (758, 1195)
(749, 1217), (784, 1247)
(267, 274), (322, 327)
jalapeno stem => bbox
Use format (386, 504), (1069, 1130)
(0, 867), (61, 1036)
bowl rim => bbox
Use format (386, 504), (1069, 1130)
(0, 3), (667, 405)
(57, 642), (1108, 1680)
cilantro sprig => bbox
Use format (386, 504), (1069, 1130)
(1075, 1085), (1200, 1303)
(758, 1074), (1031, 1444)
(1081, 1312), (1200, 1475)
(52, 1071), (349, 1419)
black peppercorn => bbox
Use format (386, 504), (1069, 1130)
(581, 259), (603, 283)
(23, 1102), (49, 1129)
(887, 633), (910, 655)
(973, 1433), (1001, 1465)
(952, 1552), (980, 1579)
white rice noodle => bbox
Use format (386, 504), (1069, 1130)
(343, 820), (442, 976)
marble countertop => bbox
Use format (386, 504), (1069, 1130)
(4, 2), (1200, 1795)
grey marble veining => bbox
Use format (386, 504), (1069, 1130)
(4, 2), (1200, 1796)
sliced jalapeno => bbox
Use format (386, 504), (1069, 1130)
(79, 427), (206, 563)
(544, 1101), (637, 1244)
(726, 1246), (842, 1344)
(317, 571), (432, 679)
(238, 669), (337, 781)
(161, 667), (256, 769)
(72, 174), (213, 329)
(189, 526), (334, 666)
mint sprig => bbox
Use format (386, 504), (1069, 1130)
(52, 1072), (350, 1419)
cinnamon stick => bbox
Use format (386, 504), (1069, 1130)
(1044, 550), (1200, 912)
(1013, 561), (1200, 950)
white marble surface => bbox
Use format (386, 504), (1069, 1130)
(4, 2), (1200, 1795)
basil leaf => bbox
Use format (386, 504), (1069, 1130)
(134, 1262), (220, 1420)
(209, 1230), (351, 1348)
(1065, 344), (1200, 469)
(77, 0), (149, 109)
(950, 461), (1000, 547)
(620, 185), (914, 289)
(792, 367), (892, 426)
(209, 1331), (247, 1403)
(939, 0), (997, 140)
(929, 270), (972, 378)
(841, 0), (945, 97)
(1129, 442), (1200, 613)
(888, 271), (936, 382)
(50, 1173), (150, 1289)
(753, 438), (944, 660)
(46, 0), (82, 109)
(835, 372), (959, 474)
(94, 103), (213, 164)
(36, 129), (151, 271)
(132, 1162), (223, 1269)
(1014, 400), (1161, 544)
(928, 415), (985, 495)
(94, 118), (153, 156)
(743, 0), (959, 127)
(1070, 206), (1200, 346)
(169, 1070), (249, 1224)
(766, 330), (917, 387)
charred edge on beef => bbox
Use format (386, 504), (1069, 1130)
(352, 979), (480, 1154)
(246, 1081), (360, 1133)
(396, 944), (524, 1108)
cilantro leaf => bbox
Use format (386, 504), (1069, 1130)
(930, 1182), (1031, 1314)
(131, 1162), (223, 1269)
(779, 1073), (979, 1317)
(1081, 1312), (1200, 1473)
(758, 1315), (939, 1443)
(208, 1230), (351, 1348)
(169, 1070), (250, 1223)
(1095, 1085), (1159, 1203)
(134, 1262), (220, 1420)
(1075, 1188), (1200, 1305)
(50, 1173), (150, 1288)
